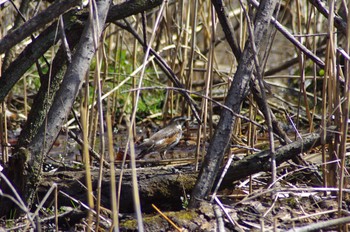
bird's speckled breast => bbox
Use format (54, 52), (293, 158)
(155, 126), (182, 150)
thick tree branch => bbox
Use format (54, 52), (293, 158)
(249, 0), (325, 69)
(211, 0), (242, 59)
(106, 0), (163, 22)
(0, 0), (164, 103)
(189, 0), (278, 208)
(0, 12), (84, 103)
(0, 0), (81, 54)
(218, 127), (335, 187)
(38, 127), (335, 213)
(0, 0), (111, 216)
(308, 0), (347, 35)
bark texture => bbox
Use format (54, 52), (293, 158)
(189, 0), (279, 208)
(0, 0), (81, 54)
(218, 127), (335, 187)
(0, 0), (163, 103)
(24, 0), (111, 209)
(38, 128), (334, 213)
(0, 0), (110, 216)
(211, 0), (242, 59)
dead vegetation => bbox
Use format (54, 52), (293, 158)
(0, 0), (350, 231)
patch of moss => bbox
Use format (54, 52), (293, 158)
(174, 210), (198, 220)
(120, 218), (137, 229)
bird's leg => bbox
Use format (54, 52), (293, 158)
(160, 151), (167, 160)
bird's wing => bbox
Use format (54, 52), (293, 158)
(137, 139), (155, 150)
(150, 126), (181, 140)
(136, 139), (156, 159)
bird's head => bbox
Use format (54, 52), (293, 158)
(168, 116), (190, 126)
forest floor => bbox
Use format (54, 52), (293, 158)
(1, 121), (348, 231)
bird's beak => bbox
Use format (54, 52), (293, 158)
(182, 117), (191, 122)
(183, 117), (191, 125)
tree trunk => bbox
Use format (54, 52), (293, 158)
(0, 0), (111, 216)
(189, 0), (279, 208)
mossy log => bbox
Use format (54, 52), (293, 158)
(38, 127), (335, 215)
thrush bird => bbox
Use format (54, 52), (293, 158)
(136, 116), (189, 159)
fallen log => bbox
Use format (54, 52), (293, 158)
(218, 127), (336, 187)
(38, 127), (335, 213)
